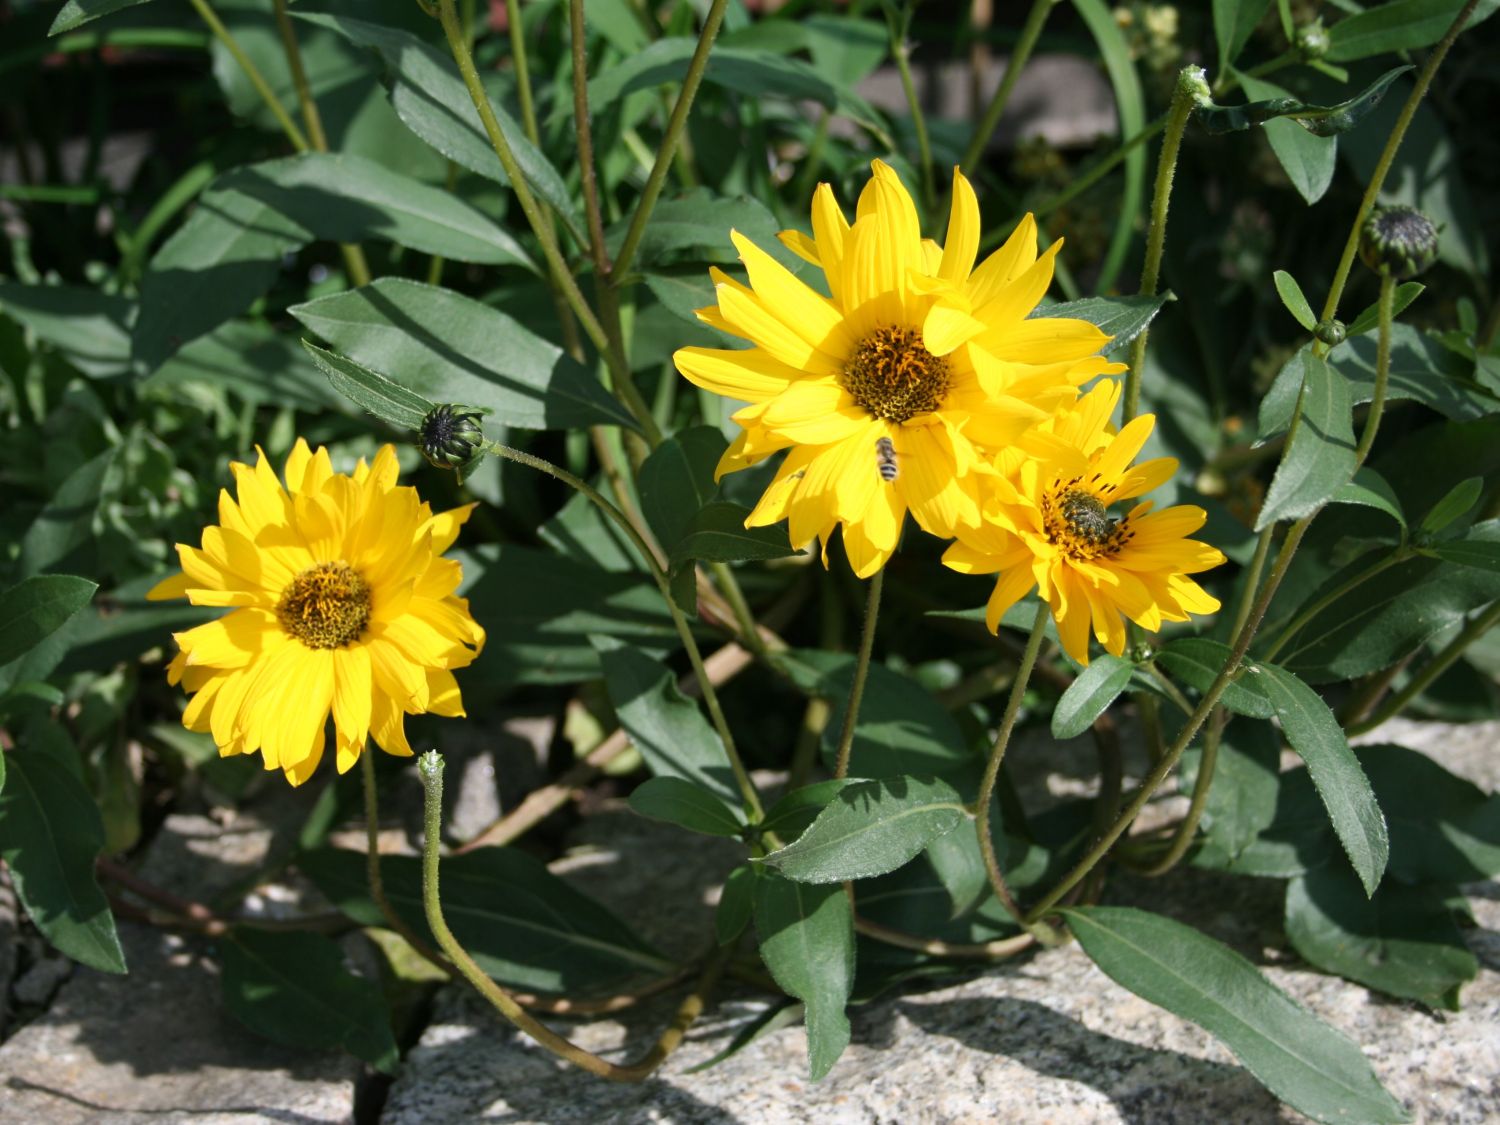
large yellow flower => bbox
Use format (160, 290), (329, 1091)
(673, 160), (1123, 577)
(149, 440), (485, 785)
(943, 383), (1224, 664)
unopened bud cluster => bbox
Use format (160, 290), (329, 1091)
(418, 404), (485, 470)
(1359, 207), (1440, 280)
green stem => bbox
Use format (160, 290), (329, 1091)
(570, 0), (611, 277)
(612, 0), (728, 282)
(1230, 526), (1275, 640)
(790, 111), (832, 209)
(1315, 0), (1480, 332)
(483, 440), (761, 818)
(708, 561), (769, 661)
(417, 753), (722, 1082)
(505, 0), (540, 144)
(1260, 549), (1404, 664)
(1123, 69), (1196, 424)
(961, 0), (1057, 171)
(358, 750), (448, 970)
(1347, 600), (1500, 736)
(435, 0), (661, 446)
(1135, 704), (1225, 876)
(887, 7), (935, 208)
(1145, 663), (1194, 717)
(974, 603), (1057, 939)
(1351, 270), (1396, 466)
(832, 569), (885, 780)
(187, 0), (309, 153)
(1032, 116), (1165, 222)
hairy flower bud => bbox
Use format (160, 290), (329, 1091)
(1295, 20), (1330, 61)
(1359, 207), (1440, 280)
(1314, 318), (1346, 346)
(418, 404), (485, 470)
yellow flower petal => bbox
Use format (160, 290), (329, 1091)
(674, 345), (801, 402)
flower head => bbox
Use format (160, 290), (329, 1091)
(944, 383), (1224, 664)
(674, 160), (1122, 577)
(1359, 206), (1440, 280)
(149, 440), (485, 785)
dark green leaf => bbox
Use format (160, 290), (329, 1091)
(19, 451), (112, 579)
(0, 753), (125, 973)
(628, 776), (745, 838)
(607, 188), (799, 271)
(1154, 638), (1275, 719)
(1052, 654), (1135, 739)
(1241, 76), (1336, 204)
(144, 319), (346, 412)
(669, 501), (799, 567)
(682, 1000), (805, 1074)
(301, 341), (433, 431)
(762, 776), (968, 884)
(298, 847), (671, 994)
(759, 779), (862, 842)
(221, 929), (399, 1072)
(1346, 282), (1424, 337)
(1285, 866), (1475, 1011)
(1419, 476), (1483, 536)
(1272, 270), (1317, 331)
(588, 37), (839, 114)
(1330, 468), (1405, 528)
(0, 282), (133, 378)
(637, 427), (728, 553)
(49, 0), (154, 35)
(1256, 662), (1389, 895)
(1359, 744), (1500, 883)
(1214, 0), (1271, 71)
(1197, 66), (1411, 137)
(1257, 350), (1355, 530)
(1192, 762), (1333, 879)
(290, 280), (635, 431)
(753, 871), (854, 1081)
(1031, 294), (1168, 357)
(715, 865), (755, 946)
(1326, 0), (1499, 62)
(0, 576), (98, 668)
(217, 154), (535, 269)
(593, 636), (741, 805)
(1182, 717), (1281, 859)
(1429, 538), (1500, 573)
(1064, 906), (1408, 1125)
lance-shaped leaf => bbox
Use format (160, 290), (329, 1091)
(628, 776), (745, 838)
(302, 341), (433, 431)
(1240, 75), (1336, 204)
(637, 427), (728, 553)
(669, 502), (800, 567)
(1154, 637), (1274, 719)
(1330, 468), (1405, 529)
(221, 929), (399, 1072)
(1051, 653), (1135, 739)
(1257, 350), (1355, 530)
(1063, 906), (1408, 1125)
(761, 776), (968, 884)
(1256, 662), (1388, 895)
(0, 575), (98, 668)
(1030, 293), (1169, 357)
(1325, 0), (1500, 62)
(0, 282), (133, 378)
(753, 870), (854, 1081)
(1197, 66), (1411, 136)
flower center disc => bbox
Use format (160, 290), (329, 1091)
(1047, 487), (1125, 560)
(276, 561), (372, 649)
(841, 326), (951, 424)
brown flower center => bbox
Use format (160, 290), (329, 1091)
(276, 561), (371, 649)
(840, 326), (951, 424)
(1044, 486), (1132, 561)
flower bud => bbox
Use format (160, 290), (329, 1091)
(1295, 20), (1330, 61)
(1359, 207), (1440, 280)
(1177, 64), (1213, 110)
(1314, 318), (1346, 346)
(418, 404), (485, 470)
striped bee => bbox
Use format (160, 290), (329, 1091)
(874, 436), (899, 482)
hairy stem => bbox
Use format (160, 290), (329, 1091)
(832, 569), (885, 780)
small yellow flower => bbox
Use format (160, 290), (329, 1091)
(944, 383), (1224, 664)
(149, 440), (485, 785)
(674, 160), (1122, 577)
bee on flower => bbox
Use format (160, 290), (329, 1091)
(673, 160), (1124, 577)
(148, 440), (485, 785)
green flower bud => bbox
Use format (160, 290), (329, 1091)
(1178, 64), (1213, 110)
(1295, 20), (1330, 61)
(418, 404), (485, 470)
(1314, 318), (1346, 346)
(1359, 207), (1440, 280)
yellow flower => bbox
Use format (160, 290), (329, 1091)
(944, 383), (1225, 664)
(149, 440), (485, 785)
(673, 160), (1123, 577)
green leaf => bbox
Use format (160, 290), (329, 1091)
(49, 0), (154, 35)
(1330, 467), (1406, 528)
(761, 776), (968, 884)
(290, 279), (635, 431)
(1240, 75), (1337, 204)
(1182, 718), (1281, 859)
(298, 14), (582, 242)
(133, 185), (309, 371)
(607, 188), (799, 271)
(628, 776), (746, 838)
(1063, 906), (1408, 1125)
(0, 282), (133, 378)
(0, 576), (98, 667)
(1197, 66), (1412, 137)
(1346, 282), (1424, 337)
(593, 636), (741, 806)
(144, 319), (345, 412)
(298, 847), (672, 993)
(1428, 537), (1500, 573)
(1257, 350), (1355, 530)
(1285, 867), (1476, 1011)
(753, 870), (854, 1081)
(668, 501), (800, 567)
(587, 37), (838, 115)
(19, 451), (112, 579)
(1154, 638), (1275, 719)
(1214, 0), (1271, 71)
(1033, 294), (1167, 357)
(1051, 654), (1135, 739)
(637, 427), (728, 553)
(1359, 744), (1500, 883)
(715, 865), (755, 946)
(759, 779), (862, 842)
(1325, 0), (1500, 62)
(1419, 476), (1483, 536)
(1272, 270), (1317, 331)
(0, 752), (125, 973)
(301, 341), (433, 431)
(1191, 761), (1335, 879)
(218, 154), (535, 269)
(221, 929), (399, 1072)
(1256, 662), (1389, 896)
